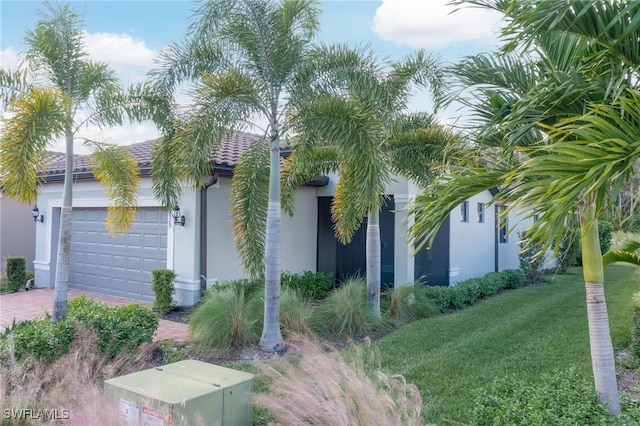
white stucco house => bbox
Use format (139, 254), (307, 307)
(33, 133), (529, 306)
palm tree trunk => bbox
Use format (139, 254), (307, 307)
(53, 126), (73, 321)
(259, 118), (285, 352)
(581, 203), (621, 414)
(366, 208), (381, 319)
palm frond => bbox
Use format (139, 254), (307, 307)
(281, 144), (339, 216)
(86, 142), (140, 236)
(87, 81), (174, 133)
(0, 87), (67, 203)
(24, 3), (88, 99)
(173, 69), (264, 188)
(75, 61), (119, 104)
(151, 135), (183, 208)
(388, 122), (461, 188)
(0, 68), (31, 106)
(501, 93), (640, 254)
(603, 249), (640, 269)
(408, 167), (506, 252)
(230, 138), (270, 279)
(149, 39), (226, 96)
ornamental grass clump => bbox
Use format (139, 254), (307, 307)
(253, 336), (423, 425)
(382, 284), (441, 323)
(247, 286), (311, 337)
(309, 278), (385, 338)
(189, 285), (259, 349)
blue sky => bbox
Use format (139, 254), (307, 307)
(0, 0), (504, 150)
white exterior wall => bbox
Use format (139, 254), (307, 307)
(497, 206), (556, 272)
(206, 178), (317, 285)
(449, 191), (496, 283)
(498, 206), (529, 271)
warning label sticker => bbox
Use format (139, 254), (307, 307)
(142, 406), (164, 426)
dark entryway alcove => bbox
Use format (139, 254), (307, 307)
(316, 196), (395, 287)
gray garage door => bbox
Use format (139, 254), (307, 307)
(70, 208), (168, 302)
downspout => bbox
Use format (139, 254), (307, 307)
(200, 173), (219, 298)
(494, 204), (499, 272)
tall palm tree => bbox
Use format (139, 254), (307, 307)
(0, 3), (160, 321)
(410, 0), (640, 414)
(277, 46), (444, 318)
(149, 0), (321, 352)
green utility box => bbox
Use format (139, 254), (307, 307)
(104, 360), (253, 425)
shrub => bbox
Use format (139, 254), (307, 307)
(247, 286), (311, 337)
(281, 270), (333, 300)
(518, 229), (546, 285)
(422, 270), (524, 312)
(480, 272), (505, 297)
(557, 220), (613, 271)
(309, 278), (384, 338)
(189, 285), (259, 349)
(4, 315), (76, 361)
(382, 284), (441, 323)
(421, 285), (454, 312)
(207, 278), (263, 299)
(599, 219), (614, 255)
(500, 269), (525, 290)
(5, 256), (26, 293)
(556, 226), (581, 272)
(151, 269), (177, 314)
(455, 278), (484, 307)
(68, 295), (158, 357)
(631, 293), (640, 360)
(472, 369), (628, 425)
(253, 337), (423, 426)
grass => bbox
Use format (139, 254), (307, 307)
(373, 265), (640, 425)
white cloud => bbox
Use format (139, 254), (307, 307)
(0, 47), (20, 70)
(48, 123), (160, 154)
(82, 32), (157, 82)
(372, 0), (504, 49)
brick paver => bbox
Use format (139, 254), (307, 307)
(0, 288), (189, 343)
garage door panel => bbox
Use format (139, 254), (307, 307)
(70, 207), (167, 302)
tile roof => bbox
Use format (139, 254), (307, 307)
(44, 131), (268, 177)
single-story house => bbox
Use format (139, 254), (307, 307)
(1, 152), (65, 272)
(33, 133), (530, 306)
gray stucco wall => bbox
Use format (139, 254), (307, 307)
(0, 192), (36, 271)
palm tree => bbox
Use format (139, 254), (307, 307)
(149, 0), (321, 352)
(0, 4), (160, 321)
(277, 46), (445, 318)
(409, 0), (640, 414)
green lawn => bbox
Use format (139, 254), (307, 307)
(374, 265), (640, 425)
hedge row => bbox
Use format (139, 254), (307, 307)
(422, 269), (525, 312)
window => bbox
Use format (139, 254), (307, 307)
(533, 213), (540, 222)
(477, 203), (485, 223)
(461, 201), (469, 222)
(498, 205), (508, 243)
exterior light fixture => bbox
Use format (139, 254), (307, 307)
(172, 204), (185, 227)
(31, 205), (44, 223)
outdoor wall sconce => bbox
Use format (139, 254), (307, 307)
(172, 204), (185, 227)
(31, 205), (44, 223)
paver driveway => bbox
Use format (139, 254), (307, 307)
(0, 288), (189, 343)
